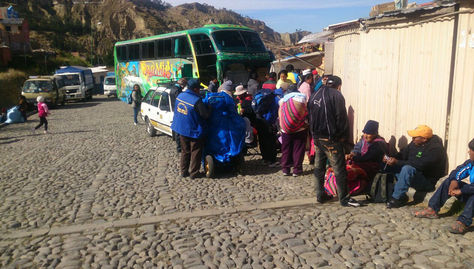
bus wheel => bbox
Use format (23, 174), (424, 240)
(146, 118), (156, 137)
(205, 155), (214, 178)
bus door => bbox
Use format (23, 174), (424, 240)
(190, 34), (217, 85)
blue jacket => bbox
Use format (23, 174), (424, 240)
(448, 159), (474, 195)
(171, 89), (206, 138)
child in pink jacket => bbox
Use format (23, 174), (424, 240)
(34, 96), (49, 134)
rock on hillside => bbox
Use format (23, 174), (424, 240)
(14, 0), (307, 63)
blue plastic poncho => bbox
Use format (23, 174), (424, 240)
(203, 92), (245, 163)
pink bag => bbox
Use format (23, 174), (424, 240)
(324, 163), (369, 197)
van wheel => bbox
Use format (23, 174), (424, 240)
(146, 118), (156, 137)
(205, 155), (214, 178)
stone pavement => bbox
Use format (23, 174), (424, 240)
(0, 96), (472, 268)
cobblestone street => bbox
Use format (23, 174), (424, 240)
(0, 97), (473, 268)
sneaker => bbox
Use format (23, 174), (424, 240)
(134, 122), (137, 126)
(44, 130), (48, 134)
(268, 162), (280, 168)
(342, 198), (361, 207)
(282, 171), (290, 176)
(292, 173), (300, 177)
(386, 195), (408, 209)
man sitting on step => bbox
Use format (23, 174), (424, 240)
(414, 138), (474, 234)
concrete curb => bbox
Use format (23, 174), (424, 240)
(0, 198), (317, 240)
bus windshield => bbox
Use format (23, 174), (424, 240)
(58, 74), (80, 86)
(212, 30), (266, 53)
(22, 80), (53, 93)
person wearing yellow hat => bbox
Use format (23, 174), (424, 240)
(384, 125), (447, 208)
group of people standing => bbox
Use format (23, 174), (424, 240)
(131, 63), (473, 234)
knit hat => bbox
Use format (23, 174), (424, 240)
(222, 80), (233, 92)
(36, 96), (44, 103)
(407, 125), (433, 139)
(362, 120), (379, 135)
(469, 138), (474, 151)
(187, 79), (200, 90)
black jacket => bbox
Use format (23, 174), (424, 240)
(396, 135), (447, 179)
(308, 86), (349, 141)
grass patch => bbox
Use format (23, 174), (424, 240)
(0, 69), (27, 110)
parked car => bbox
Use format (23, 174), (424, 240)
(140, 86), (175, 137)
(21, 76), (66, 108)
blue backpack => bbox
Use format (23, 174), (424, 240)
(252, 89), (279, 123)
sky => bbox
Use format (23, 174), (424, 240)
(165, 0), (434, 33)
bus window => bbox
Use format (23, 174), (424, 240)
(174, 36), (192, 58)
(212, 31), (246, 52)
(141, 41), (155, 59)
(240, 31), (266, 52)
(163, 39), (172, 57)
(117, 46), (127, 61)
(191, 34), (215, 55)
(128, 44), (140, 61)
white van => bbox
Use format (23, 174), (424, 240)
(103, 76), (117, 97)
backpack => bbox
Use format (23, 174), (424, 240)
(252, 89), (278, 123)
(367, 173), (396, 203)
(127, 91), (133, 104)
(252, 89), (275, 116)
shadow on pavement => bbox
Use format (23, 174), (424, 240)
(60, 102), (99, 110)
(240, 159), (281, 176)
(0, 139), (22, 145)
(2, 130), (94, 140)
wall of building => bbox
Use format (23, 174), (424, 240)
(332, 4), (474, 171)
(446, 1), (474, 169)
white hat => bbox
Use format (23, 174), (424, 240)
(234, 85), (248, 96)
(302, 69), (312, 76)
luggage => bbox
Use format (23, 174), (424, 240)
(367, 172), (396, 203)
(324, 163), (369, 197)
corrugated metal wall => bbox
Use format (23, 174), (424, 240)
(447, 1), (474, 169)
(332, 28), (360, 143)
(333, 5), (474, 171)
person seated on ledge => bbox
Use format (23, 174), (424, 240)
(384, 125), (447, 208)
(346, 120), (388, 181)
(414, 139), (474, 234)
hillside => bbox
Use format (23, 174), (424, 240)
(12, 0), (308, 66)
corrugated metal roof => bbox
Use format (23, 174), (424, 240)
(366, 2), (457, 21)
(297, 30), (333, 44)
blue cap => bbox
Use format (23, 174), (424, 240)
(187, 79), (200, 90)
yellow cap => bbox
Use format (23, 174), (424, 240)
(407, 125), (433, 139)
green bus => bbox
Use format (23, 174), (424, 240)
(114, 24), (274, 101)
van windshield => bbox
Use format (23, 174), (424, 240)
(58, 74), (80, 86)
(105, 77), (115, 85)
(22, 80), (53, 93)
